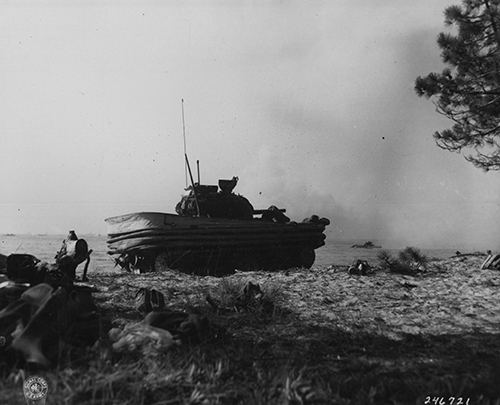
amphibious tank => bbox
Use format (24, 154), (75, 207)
(105, 176), (329, 275)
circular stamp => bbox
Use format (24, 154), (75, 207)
(23, 376), (48, 403)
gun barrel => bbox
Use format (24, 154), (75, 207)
(253, 208), (286, 214)
(185, 154), (200, 216)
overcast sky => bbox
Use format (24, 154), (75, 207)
(1, 1), (499, 249)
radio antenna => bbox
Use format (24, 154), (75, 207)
(181, 98), (187, 188)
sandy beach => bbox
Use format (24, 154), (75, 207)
(2, 254), (499, 404)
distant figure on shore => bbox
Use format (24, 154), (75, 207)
(455, 251), (462, 256)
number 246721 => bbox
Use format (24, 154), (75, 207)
(424, 397), (470, 405)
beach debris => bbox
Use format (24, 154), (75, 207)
(5, 254), (44, 285)
(398, 280), (420, 289)
(0, 253), (7, 272)
(0, 231), (101, 367)
(481, 253), (500, 270)
(108, 322), (178, 355)
(11, 284), (66, 366)
(6, 231), (91, 287)
(135, 288), (166, 313)
(206, 280), (279, 316)
(109, 302), (210, 354)
(144, 310), (210, 344)
(348, 259), (373, 275)
(240, 281), (264, 302)
(0, 282), (100, 366)
(351, 241), (381, 249)
(0, 280), (29, 310)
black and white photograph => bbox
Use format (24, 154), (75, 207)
(1, 1), (500, 404)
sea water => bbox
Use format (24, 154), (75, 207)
(1, 234), (465, 273)
(314, 240), (463, 267)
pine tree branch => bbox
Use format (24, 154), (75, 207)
(416, 0), (500, 170)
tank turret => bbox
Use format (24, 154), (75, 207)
(175, 176), (254, 219)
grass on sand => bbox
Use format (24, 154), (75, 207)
(1, 255), (500, 404)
